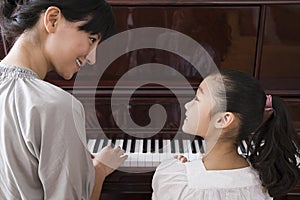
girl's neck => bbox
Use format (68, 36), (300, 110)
(202, 140), (249, 170)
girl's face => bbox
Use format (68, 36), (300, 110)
(45, 18), (101, 80)
(182, 79), (215, 137)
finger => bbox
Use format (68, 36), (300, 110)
(113, 146), (125, 153)
(176, 155), (184, 160)
(120, 154), (128, 161)
(180, 157), (187, 163)
(102, 145), (112, 150)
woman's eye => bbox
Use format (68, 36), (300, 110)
(194, 96), (199, 101)
(89, 37), (97, 43)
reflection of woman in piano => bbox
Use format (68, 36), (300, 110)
(0, 1), (126, 199)
(152, 70), (299, 199)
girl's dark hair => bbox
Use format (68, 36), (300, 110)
(0, 0), (115, 44)
(213, 69), (299, 198)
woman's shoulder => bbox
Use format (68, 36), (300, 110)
(31, 80), (83, 113)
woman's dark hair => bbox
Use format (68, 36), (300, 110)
(212, 69), (300, 198)
(0, 0), (115, 44)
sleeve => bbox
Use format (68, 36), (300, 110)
(152, 159), (190, 200)
(36, 96), (95, 200)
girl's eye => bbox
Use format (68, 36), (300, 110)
(194, 96), (199, 101)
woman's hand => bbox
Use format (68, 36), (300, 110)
(92, 146), (128, 177)
(174, 155), (188, 163)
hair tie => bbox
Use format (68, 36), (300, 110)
(262, 95), (274, 124)
(265, 95), (273, 111)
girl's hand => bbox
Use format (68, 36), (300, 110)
(174, 155), (188, 163)
(92, 146), (128, 176)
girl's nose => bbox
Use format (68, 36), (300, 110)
(86, 47), (97, 65)
(184, 100), (193, 110)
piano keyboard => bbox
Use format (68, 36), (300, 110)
(87, 138), (205, 168)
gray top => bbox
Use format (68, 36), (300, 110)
(0, 64), (94, 199)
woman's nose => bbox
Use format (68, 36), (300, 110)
(86, 47), (97, 65)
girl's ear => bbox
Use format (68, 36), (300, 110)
(44, 6), (61, 33)
(214, 112), (235, 129)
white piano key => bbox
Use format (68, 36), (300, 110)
(144, 152), (153, 167)
(155, 140), (159, 153)
(122, 139), (132, 167)
(126, 139), (132, 153)
(160, 140), (169, 162)
(194, 140), (201, 154)
(182, 140), (191, 160)
(152, 140), (160, 166)
(145, 139), (153, 167)
(138, 140), (143, 153)
(136, 140), (145, 167)
(174, 139), (180, 154)
(201, 139), (206, 153)
(118, 139), (124, 149)
(114, 139), (120, 148)
(147, 139), (151, 153)
(130, 140), (139, 167)
(97, 139), (104, 152)
(106, 139), (112, 147)
(130, 153), (139, 167)
(87, 139), (96, 153)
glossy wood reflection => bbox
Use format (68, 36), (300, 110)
(260, 5), (300, 92)
(45, 6), (259, 88)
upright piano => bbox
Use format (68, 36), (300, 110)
(1, 0), (299, 199)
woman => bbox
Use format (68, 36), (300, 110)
(152, 70), (299, 199)
(0, 0), (127, 199)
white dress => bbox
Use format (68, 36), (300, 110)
(0, 65), (94, 199)
(152, 157), (272, 200)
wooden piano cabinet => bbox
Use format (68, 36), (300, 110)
(100, 169), (154, 200)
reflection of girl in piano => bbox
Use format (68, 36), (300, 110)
(152, 70), (299, 200)
(0, 0), (126, 199)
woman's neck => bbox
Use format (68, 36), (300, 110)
(202, 140), (249, 170)
(1, 34), (51, 79)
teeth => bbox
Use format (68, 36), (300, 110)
(76, 59), (82, 67)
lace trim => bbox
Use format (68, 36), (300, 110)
(0, 64), (40, 81)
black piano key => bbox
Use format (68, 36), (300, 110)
(178, 139), (184, 153)
(111, 138), (116, 148)
(159, 139), (163, 153)
(191, 140), (197, 153)
(170, 140), (175, 153)
(122, 138), (128, 150)
(93, 139), (100, 153)
(142, 138), (147, 153)
(151, 138), (155, 153)
(130, 138), (136, 153)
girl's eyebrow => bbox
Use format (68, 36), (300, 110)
(198, 86), (204, 94)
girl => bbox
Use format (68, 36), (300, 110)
(152, 70), (299, 199)
(0, 0), (127, 199)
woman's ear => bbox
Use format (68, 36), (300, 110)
(214, 112), (235, 129)
(44, 6), (61, 33)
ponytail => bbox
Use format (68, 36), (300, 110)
(248, 96), (300, 197)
